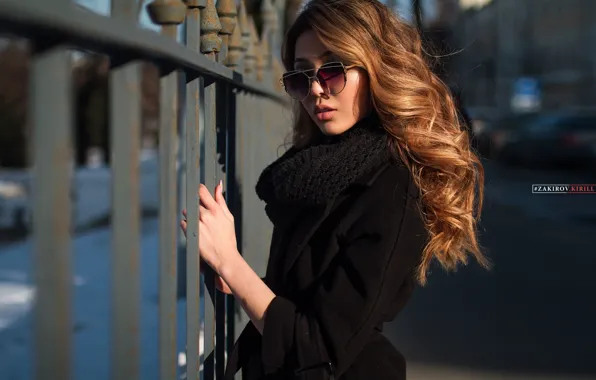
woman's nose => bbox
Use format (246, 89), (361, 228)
(310, 78), (326, 97)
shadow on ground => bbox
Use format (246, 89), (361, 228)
(0, 208), (159, 249)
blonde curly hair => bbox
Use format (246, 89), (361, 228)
(281, 0), (491, 285)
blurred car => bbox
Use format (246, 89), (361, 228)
(0, 179), (30, 232)
(467, 108), (500, 158)
(481, 112), (541, 159)
(499, 112), (596, 168)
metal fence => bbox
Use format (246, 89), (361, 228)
(0, 0), (291, 379)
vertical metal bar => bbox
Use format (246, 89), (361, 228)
(177, 73), (188, 300)
(31, 44), (73, 380)
(246, 95), (258, 272)
(185, 5), (203, 380)
(235, 93), (254, 333)
(185, 77), (203, 380)
(200, 3), (221, 376)
(260, 99), (273, 260)
(252, 96), (261, 274)
(257, 96), (265, 269)
(215, 82), (228, 378)
(235, 91), (249, 340)
(110, 1), (141, 379)
(159, 25), (180, 380)
(225, 87), (238, 357)
(239, 92), (248, 263)
(202, 77), (217, 380)
(110, 62), (142, 380)
(177, 12), (190, 306)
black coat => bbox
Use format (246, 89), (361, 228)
(224, 157), (429, 380)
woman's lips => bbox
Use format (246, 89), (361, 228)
(315, 109), (336, 121)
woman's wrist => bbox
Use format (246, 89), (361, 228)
(218, 248), (245, 281)
(217, 249), (276, 334)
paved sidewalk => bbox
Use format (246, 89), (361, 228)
(385, 161), (596, 380)
(408, 364), (596, 379)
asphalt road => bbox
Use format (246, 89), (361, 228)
(386, 160), (596, 379)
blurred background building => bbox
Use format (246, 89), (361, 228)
(452, 0), (596, 113)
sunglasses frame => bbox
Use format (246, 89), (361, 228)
(281, 61), (358, 101)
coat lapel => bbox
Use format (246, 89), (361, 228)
(280, 161), (392, 277)
(281, 202), (333, 276)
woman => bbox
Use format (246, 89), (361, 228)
(180, 0), (489, 378)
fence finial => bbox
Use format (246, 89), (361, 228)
(261, 0), (278, 68)
(147, 0), (186, 26)
(259, 28), (270, 71)
(216, 0), (237, 64)
(237, 0), (249, 42)
(249, 18), (265, 82)
(227, 10), (244, 70)
(244, 15), (258, 78)
(200, 0), (223, 60)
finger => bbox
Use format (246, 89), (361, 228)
(199, 184), (218, 211)
(216, 277), (228, 294)
(180, 220), (187, 236)
(214, 180), (224, 203)
(199, 205), (209, 221)
(182, 209), (187, 218)
(215, 180), (233, 220)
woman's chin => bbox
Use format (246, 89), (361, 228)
(317, 120), (346, 136)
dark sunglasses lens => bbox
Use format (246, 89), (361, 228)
(317, 65), (346, 95)
(283, 72), (309, 99)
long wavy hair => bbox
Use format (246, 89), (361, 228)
(281, 0), (490, 285)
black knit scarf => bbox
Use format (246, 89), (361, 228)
(255, 114), (392, 224)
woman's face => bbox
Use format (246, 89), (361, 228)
(293, 30), (371, 136)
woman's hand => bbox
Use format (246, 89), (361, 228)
(180, 181), (241, 286)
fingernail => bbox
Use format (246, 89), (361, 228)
(219, 179), (223, 189)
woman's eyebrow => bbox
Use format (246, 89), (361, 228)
(294, 50), (333, 64)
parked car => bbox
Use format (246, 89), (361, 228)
(499, 112), (596, 168)
(467, 108), (500, 158)
(481, 112), (541, 159)
(0, 179), (30, 233)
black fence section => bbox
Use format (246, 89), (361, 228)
(0, 0), (292, 379)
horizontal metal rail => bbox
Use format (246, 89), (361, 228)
(0, 0), (288, 102)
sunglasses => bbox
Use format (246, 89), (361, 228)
(281, 62), (357, 101)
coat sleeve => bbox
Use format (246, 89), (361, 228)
(260, 187), (425, 379)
